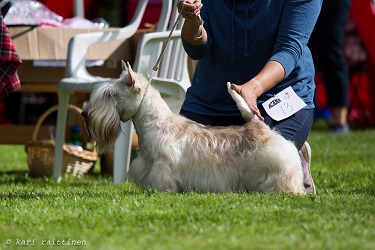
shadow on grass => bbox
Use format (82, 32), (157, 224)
(0, 170), (30, 185)
(0, 170), (143, 200)
(0, 170), (110, 186)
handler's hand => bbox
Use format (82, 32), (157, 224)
(177, 0), (203, 19)
(230, 83), (264, 122)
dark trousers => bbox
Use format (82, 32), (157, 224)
(309, 0), (351, 108)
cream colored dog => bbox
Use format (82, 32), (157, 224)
(82, 61), (305, 194)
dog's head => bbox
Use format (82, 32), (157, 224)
(82, 61), (147, 154)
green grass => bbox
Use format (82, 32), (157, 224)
(0, 129), (374, 250)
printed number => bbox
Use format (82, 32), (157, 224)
(280, 102), (294, 115)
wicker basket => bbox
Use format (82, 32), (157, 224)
(25, 104), (98, 177)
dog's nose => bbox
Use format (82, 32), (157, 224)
(81, 110), (88, 118)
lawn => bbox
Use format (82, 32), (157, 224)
(0, 129), (374, 250)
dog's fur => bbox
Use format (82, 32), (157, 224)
(82, 61), (305, 194)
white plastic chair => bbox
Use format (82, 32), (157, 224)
(52, 0), (149, 182)
(53, 0), (191, 183)
(114, 0), (191, 183)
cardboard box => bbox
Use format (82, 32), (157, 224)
(9, 26), (131, 60)
(17, 61), (123, 84)
(8, 26), (149, 84)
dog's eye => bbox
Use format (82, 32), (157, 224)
(81, 111), (88, 118)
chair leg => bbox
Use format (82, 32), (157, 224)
(53, 90), (70, 182)
(113, 120), (134, 184)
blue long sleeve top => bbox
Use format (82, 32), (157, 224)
(181, 0), (322, 116)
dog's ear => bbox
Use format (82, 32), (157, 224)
(120, 61), (141, 93)
(120, 60), (130, 79)
(121, 60), (127, 72)
(125, 61), (138, 84)
(119, 62), (134, 85)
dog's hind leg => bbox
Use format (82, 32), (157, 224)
(227, 82), (257, 122)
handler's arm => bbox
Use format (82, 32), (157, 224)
(179, 1), (207, 45)
(232, 0), (322, 121)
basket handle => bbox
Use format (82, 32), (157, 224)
(31, 104), (83, 141)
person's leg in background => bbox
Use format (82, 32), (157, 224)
(310, 0), (352, 133)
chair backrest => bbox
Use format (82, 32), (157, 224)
(133, 0), (191, 99)
(65, 0), (149, 80)
(65, 0), (191, 98)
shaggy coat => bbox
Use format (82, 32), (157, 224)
(82, 62), (305, 194)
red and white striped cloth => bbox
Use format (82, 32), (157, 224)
(0, 10), (21, 99)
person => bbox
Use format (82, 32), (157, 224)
(309, 0), (351, 134)
(0, 9), (21, 99)
(177, 0), (322, 194)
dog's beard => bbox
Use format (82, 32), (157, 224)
(84, 84), (121, 154)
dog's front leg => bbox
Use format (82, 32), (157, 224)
(148, 161), (179, 192)
(128, 157), (151, 189)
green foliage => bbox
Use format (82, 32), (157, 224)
(0, 130), (374, 250)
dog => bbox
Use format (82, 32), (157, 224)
(82, 61), (305, 194)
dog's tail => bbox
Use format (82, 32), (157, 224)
(227, 82), (258, 122)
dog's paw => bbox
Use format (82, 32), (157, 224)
(227, 82), (256, 122)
